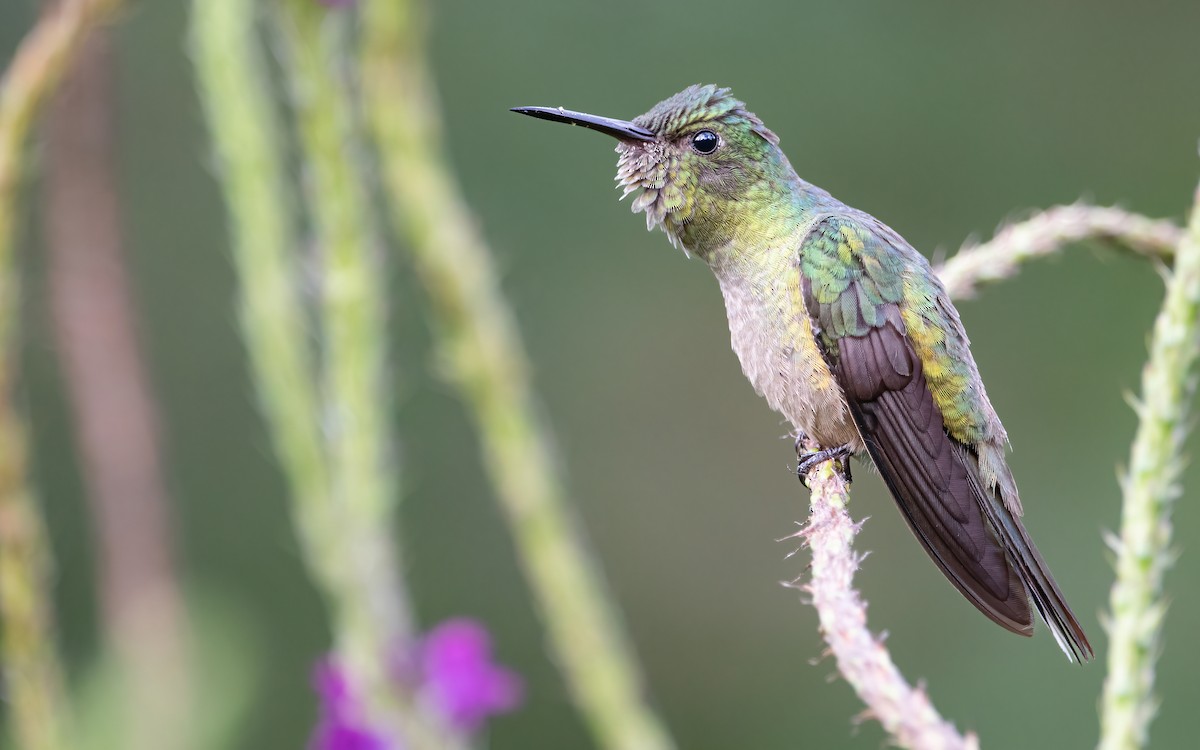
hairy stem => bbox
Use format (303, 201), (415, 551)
(359, 3), (675, 749)
(43, 27), (190, 750)
(190, 0), (333, 607)
(937, 204), (1181, 299)
(801, 459), (979, 750)
(194, 0), (458, 746)
(0, 1), (124, 748)
(1097, 183), (1200, 749)
(274, 0), (412, 666)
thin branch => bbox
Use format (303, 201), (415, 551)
(1, 0), (122, 257)
(937, 204), (1181, 299)
(42, 26), (190, 750)
(801, 458), (979, 750)
(0, 1), (124, 748)
(359, 2), (676, 748)
(1098, 181), (1200, 749)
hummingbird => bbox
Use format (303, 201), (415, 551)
(512, 85), (1092, 662)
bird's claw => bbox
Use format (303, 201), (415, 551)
(796, 443), (854, 486)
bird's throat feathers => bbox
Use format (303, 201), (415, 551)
(614, 85), (829, 258)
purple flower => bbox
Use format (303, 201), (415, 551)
(421, 619), (524, 732)
(311, 720), (390, 750)
(310, 659), (392, 750)
(309, 620), (522, 746)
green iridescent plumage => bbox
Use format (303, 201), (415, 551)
(801, 217), (1001, 448)
(513, 84), (1092, 662)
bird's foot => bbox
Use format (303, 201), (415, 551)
(796, 443), (854, 487)
(792, 432), (811, 456)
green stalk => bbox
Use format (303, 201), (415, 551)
(1098, 183), (1200, 750)
(190, 0), (331, 597)
(269, 0), (409, 649)
(360, 3), (674, 749)
(0, 1), (123, 747)
(0, 443), (66, 750)
(194, 1), (458, 746)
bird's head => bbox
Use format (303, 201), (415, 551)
(514, 85), (796, 254)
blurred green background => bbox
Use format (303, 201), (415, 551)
(5, 0), (1200, 747)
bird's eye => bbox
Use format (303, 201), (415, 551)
(691, 130), (720, 154)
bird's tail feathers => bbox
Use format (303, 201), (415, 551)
(958, 446), (1094, 663)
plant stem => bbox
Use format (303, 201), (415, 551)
(190, 0), (332, 600)
(271, 0), (412, 651)
(0, 1), (124, 748)
(359, 3), (675, 748)
(194, 1), (457, 746)
(43, 27), (189, 750)
(937, 204), (1181, 299)
(273, 2), (460, 746)
(1098, 182), (1200, 750)
(800, 457), (978, 750)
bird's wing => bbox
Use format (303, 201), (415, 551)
(798, 215), (1091, 660)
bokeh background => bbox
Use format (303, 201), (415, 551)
(5, 0), (1200, 747)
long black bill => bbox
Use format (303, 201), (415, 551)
(511, 106), (655, 142)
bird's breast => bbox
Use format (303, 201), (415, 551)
(708, 245), (862, 450)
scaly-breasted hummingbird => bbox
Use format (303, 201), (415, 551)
(513, 85), (1092, 661)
